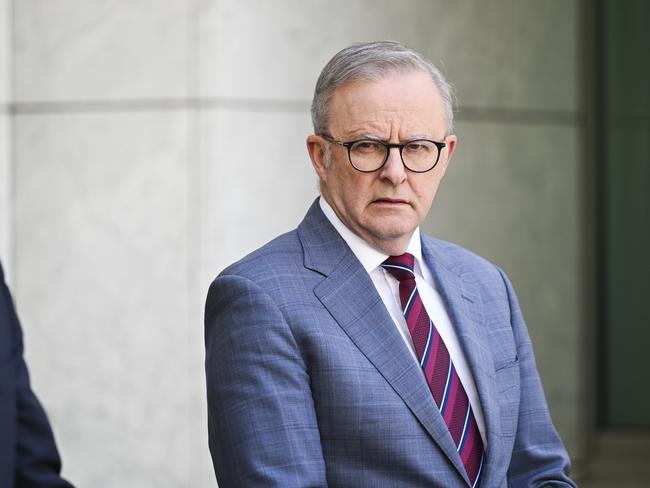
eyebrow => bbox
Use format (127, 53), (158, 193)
(357, 133), (432, 142)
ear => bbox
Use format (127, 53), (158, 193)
(306, 134), (329, 182)
(439, 134), (458, 171)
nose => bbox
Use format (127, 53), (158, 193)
(379, 147), (407, 185)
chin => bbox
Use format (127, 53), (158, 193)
(368, 223), (417, 243)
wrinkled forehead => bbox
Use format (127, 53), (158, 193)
(327, 72), (447, 136)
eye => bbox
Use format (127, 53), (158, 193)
(352, 140), (384, 154)
(404, 141), (433, 154)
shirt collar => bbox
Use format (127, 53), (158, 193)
(319, 197), (424, 274)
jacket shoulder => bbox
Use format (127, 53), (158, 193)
(423, 235), (497, 271)
(422, 235), (509, 290)
(214, 229), (305, 284)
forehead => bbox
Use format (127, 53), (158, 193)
(327, 71), (445, 138)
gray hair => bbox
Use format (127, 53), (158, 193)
(311, 41), (455, 136)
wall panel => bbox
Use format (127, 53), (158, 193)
(13, 111), (194, 486)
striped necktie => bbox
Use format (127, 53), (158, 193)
(382, 253), (484, 487)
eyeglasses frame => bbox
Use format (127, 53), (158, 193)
(319, 134), (447, 173)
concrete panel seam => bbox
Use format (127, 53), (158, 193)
(10, 98), (581, 127)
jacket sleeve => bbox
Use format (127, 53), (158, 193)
(497, 268), (577, 488)
(204, 273), (327, 487)
(1, 264), (74, 488)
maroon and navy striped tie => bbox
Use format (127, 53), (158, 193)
(382, 253), (484, 487)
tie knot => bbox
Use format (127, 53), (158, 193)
(381, 253), (415, 282)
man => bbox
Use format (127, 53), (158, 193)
(205, 41), (575, 487)
(0, 261), (74, 487)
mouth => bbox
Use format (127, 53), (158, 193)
(372, 198), (409, 206)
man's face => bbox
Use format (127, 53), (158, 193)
(307, 71), (457, 255)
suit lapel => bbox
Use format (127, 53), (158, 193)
(298, 201), (470, 484)
(422, 241), (504, 486)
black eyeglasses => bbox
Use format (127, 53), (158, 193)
(320, 134), (446, 173)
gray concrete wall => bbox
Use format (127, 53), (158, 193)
(4, 1), (585, 485)
(0, 0), (10, 275)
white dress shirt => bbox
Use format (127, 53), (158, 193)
(319, 197), (487, 446)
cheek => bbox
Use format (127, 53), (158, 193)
(411, 176), (441, 206)
(343, 175), (374, 201)
(329, 172), (370, 212)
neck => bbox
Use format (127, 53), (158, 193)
(368, 237), (411, 257)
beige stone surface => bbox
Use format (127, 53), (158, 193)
(13, 0), (191, 102)
(12, 111), (212, 487)
(198, 107), (318, 293)
(0, 0), (11, 272)
(197, 0), (577, 112)
(0, 0), (10, 103)
(0, 114), (9, 274)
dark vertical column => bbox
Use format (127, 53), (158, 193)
(601, 0), (650, 427)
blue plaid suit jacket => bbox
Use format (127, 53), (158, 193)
(205, 200), (575, 487)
